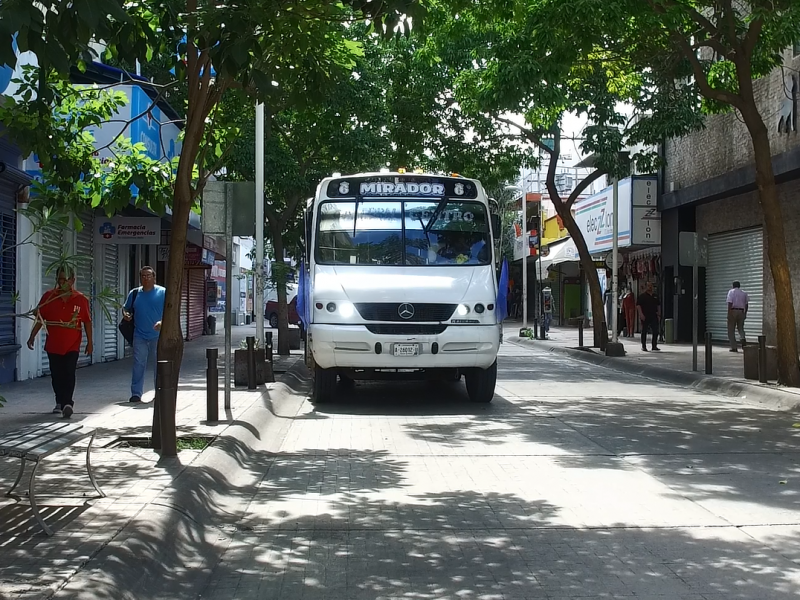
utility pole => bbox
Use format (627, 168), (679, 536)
(255, 102), (265, 348)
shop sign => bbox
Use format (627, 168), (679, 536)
(95, 216), (160, 244)
(631, 177), (661, 246)
(185, 245), (215, 266)
(574, 176), (660, 253)
(206, 280), (218, 306)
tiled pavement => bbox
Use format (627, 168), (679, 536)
(3, 332), (800, 599)
(197, 342), (800, 600)
(0, 325), (300, 600)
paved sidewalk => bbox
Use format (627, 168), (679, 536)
(0, 324), (301, 600)
(507, 322), (800, 412)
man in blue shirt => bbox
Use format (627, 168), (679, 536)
(122, 266), (166, 403)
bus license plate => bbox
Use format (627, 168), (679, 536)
(393, 343), (419, 357)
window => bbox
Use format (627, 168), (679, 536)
(316, 200), (490, 266)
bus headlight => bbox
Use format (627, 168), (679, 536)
(339, 302), (355, 318)
(456, 304), (470, 316)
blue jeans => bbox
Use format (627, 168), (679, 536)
(131, 335), (159, 398)
(543, 313), (552, 333)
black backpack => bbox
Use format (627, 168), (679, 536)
(118, 288), (140, 345)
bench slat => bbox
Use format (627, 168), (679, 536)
(0, 424), (90, 458)
(19, 430), (94, 460)
(0, 423), (81, 447)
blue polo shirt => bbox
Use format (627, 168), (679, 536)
(124, 285), (166, 340)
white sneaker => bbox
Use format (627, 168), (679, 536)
(52, 405), (62, 414)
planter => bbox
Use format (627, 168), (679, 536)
(286, 326), (302, 350)
(234, 348), (269, 386)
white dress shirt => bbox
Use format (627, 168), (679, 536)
(726, 288), (749, 310)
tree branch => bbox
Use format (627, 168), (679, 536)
(566, 169), (606, 210)
(92, 87), (166, 154)
(544, 129), (563, 207)
(742, 16), (764, 60)
(653, 0), (721, 41)
(494, 116), (554, 156)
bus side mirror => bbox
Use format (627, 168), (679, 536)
(491, 214), (501, 238)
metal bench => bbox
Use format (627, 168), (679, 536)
(0, 422), (105, 535)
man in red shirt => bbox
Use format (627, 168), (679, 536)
(26, 266), (93, 418)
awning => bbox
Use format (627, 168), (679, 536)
(537, 237), (579, 273)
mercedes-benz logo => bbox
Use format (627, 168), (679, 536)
(398, 303), (415, 320)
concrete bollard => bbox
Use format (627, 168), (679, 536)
(206, 348), (219, 422)
(246, 336), (257, 390)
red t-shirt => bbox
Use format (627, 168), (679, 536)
(37, 289), (91, 355)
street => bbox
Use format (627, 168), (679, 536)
(196, 341), (800, 600)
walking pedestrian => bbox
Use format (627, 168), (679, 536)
(26, 266), (92, 418)
(726, 280), (749, 352)
(637, 282), (661, 352)
(122, 266), (165, 403)
(621, 287), (636, 337)
(541, 286), (553, 337)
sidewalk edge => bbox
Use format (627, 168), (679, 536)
(509, 337), (800, 413)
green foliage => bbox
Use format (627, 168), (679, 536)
(0, 66), (175, 216)
(609, 0), (800, 118)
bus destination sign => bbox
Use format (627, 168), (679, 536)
(327, 176), (479, 199)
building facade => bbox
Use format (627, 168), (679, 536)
(2, 55), (224, 381)
(660, 47), (800, 344)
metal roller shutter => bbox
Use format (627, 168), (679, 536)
(0, 181), (16, 346)
(187, 269), (206, 340)
(705, 228), (764, 342)
(75, 213), (94, 368)
(102, 244), (120, 361)
(39, 227), (65, 375)
(180, 270), (189, 340)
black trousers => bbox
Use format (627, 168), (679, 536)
(641, 318), (659, 349)
(47, 351), (79, 408)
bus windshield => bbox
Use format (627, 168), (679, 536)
(316, 200), (491, 266)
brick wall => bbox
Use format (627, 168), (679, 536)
(696, 179), (800, 345)
(665, 50), (800, 191)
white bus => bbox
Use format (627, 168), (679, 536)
(301, 172), (502, 403)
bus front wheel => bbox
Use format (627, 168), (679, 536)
(312, 365), (337, 403)
(465, 361), (497, 403)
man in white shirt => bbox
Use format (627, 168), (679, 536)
(726, 281), (749, 352)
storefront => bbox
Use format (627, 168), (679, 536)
(0, 134), (27, 383)
(574, 175), (662, 326)
(183, 245), (213, 340)
(705, 227), (764, 342)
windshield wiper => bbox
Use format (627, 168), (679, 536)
(423, 197), (449, 234)
(352, 198), (360, 237)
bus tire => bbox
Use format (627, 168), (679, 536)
(338, 373), (355, 389)
(312, 365), (337, 403)
(465, 361), (497, 403)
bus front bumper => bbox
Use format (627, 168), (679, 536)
(309, 324), (500, 370)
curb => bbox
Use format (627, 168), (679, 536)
(509, 337), (800, 413)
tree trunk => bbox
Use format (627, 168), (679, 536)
(741, 106), (800, 386)
(558, 207), (606, 347)
(269, 220), (291, 355)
